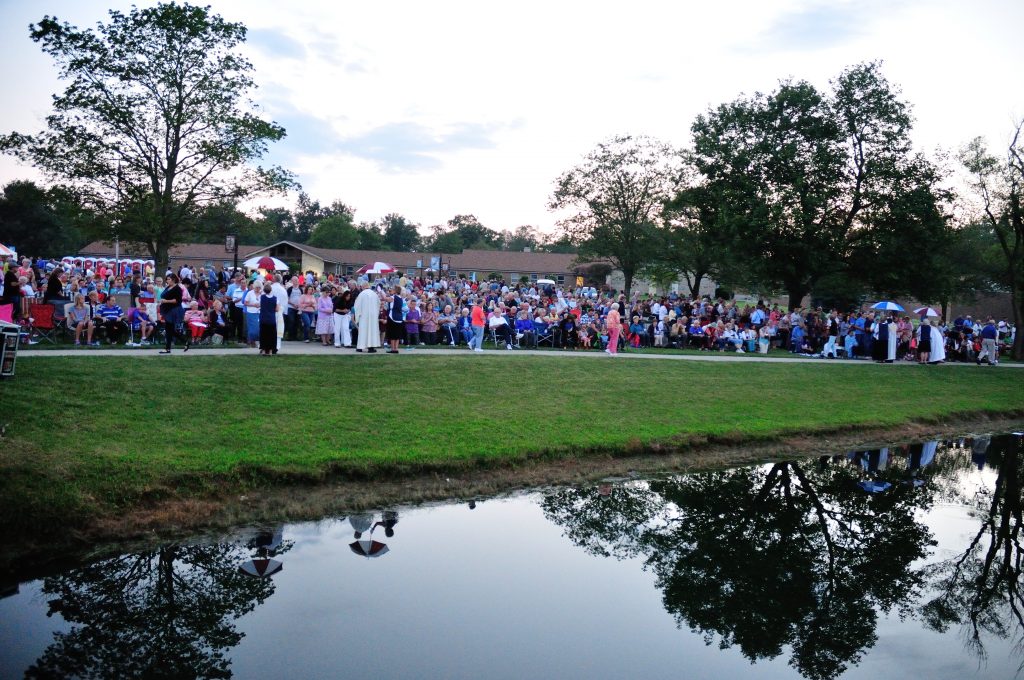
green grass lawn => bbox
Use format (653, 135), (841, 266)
(3, 354), (1023, 540)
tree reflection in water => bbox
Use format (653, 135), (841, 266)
(542, 454), (938, 680)
(26, 531), (290, 679)
(921, 434), (1024, 666)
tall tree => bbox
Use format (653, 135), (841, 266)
(690, 62), (948, 308)
(658, 181), (733, 297)
(307, 213), (359, 249)
(0, 179), (89, 255)
(380, 212), (422, 252)
(550, 135), (684, 297)
(0, 3), (294, 275)
(961, 125), (1024, 359)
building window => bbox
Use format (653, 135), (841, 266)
(346, 265), (354, 275)
(557, 275), (565, 285)
(530, 273), (538, 282)
(509, 272), (518, 282)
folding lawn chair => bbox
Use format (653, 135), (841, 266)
(28, 302), (57, 344)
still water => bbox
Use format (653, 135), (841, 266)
(3, 434), (1024, 679)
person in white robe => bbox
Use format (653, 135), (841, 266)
(929, 322), (946, 363)
(271, 275), (288, 351)
(886, 318), (898, 362)
(353, 282), (381, 353)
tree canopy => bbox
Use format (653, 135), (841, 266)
(550, 135), (685, 296)
(961, 125), (1024, 359)
(689, 62), (953, 308)
(0, 3), (294, 275)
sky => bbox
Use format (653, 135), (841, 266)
(1, 0), (1022, 236)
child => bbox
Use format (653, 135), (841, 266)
(843, 329), (857, 358)
(130, 302), (154, 345)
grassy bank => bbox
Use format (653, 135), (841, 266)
(3, 354), (1023, 546)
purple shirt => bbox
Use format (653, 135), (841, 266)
(405, 308), (422, 333)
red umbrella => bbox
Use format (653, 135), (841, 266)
(257, 256), (278, 270)
(356, 261), (397, 275)
(349, 539), (390, 558)
(239, 557), (283, 578)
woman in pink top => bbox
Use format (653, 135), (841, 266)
(605, 303), (621, 355)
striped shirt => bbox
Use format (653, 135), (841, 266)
(98, 304), (122, 321)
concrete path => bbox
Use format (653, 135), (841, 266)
(17, 343), (1023, 367)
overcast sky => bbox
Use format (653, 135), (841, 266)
(1, 0), (1022, 235)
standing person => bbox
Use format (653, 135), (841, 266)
(404, 299), (422, 347)
(917, 318), (932, 364)
(605, 302), (622, 355)
(977, 318), (999, 366)
(243, 281), (261, 348)
(315, 286), (335, 346)
(470, 297), (486, 352)
(823, 312), (839, 359)
(871, 316), (888, 363)
(928, 319), (947, 364)
(228, 274), (246, 343)
(298, 285), (316, 342)
(385, 286), (405, 354)
(885, 316), (898, 363)
(271, 275), (289, 351)
(353, 281), (381, 353)
(333, 284), (354, 348)
(158, 273), (188, 354)
(258, 283), (280, 355)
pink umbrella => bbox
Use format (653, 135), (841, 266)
(356, 261), (396, 276)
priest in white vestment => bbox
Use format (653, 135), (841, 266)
(353, 282), (381, 353)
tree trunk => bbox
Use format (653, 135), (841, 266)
(691, 271), (706, 298)
(154, 243), (170, 280)
(622, 267), (634, 300)
(787, 287), (809, 311)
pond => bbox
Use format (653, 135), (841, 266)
(2, 433), (1024, 679)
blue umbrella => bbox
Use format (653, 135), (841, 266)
(870, 301), (904, 311)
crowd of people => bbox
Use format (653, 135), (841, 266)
(0, 255), (1017, 364)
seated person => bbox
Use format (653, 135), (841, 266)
(206, 299), (230, 340)
(627, 316), (645, 348)
(129, 301), (154, 344)
(438, 304), (458, 346)
(183, 301), (207, 341)
(515, 311), (536, 348)
(718, 323), (742, 352)
(559, 311), (578, 349)
(68, 294), (96, 346)
(488, 308), (514, 349)
(578, 322), (593, 349)
(457, 307), (474, 345)
(96, 294), (125, 344)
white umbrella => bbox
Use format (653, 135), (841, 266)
(913, 306), (940, 318)
(870, 301), (904, 312)
(242, 255), (288, 271)
(536, 278), (556, 286)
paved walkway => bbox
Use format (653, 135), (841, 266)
(17, 343), (1023, 367)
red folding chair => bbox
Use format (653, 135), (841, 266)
(28, 302), (57, 343)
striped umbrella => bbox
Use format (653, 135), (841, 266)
(870, 301), (904, 312)
(913, 306), (940, 318)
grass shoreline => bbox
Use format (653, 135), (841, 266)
(3, 354), (1024, 574)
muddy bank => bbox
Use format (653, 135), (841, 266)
(6, 413), (1024, 581)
